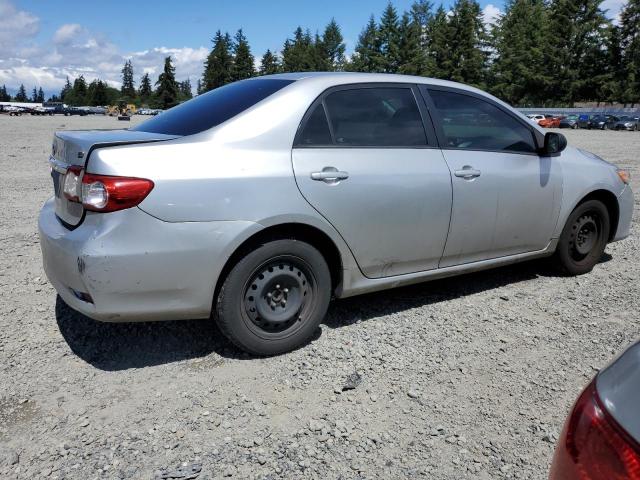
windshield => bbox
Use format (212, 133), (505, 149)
(132, 78), (294, 136)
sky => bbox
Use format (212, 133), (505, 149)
(0, 0), (626, 96)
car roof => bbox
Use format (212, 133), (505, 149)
(258, 71), (486, 94)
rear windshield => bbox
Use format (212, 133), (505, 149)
(132, 79), (294, 136)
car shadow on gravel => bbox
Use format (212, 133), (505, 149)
(56, 255), (612, 369)
(323, 254), (612, 329)
(55, 296), (248, 371)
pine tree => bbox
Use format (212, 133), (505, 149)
(121, 59), (136, 99)
(491, 0), (548, 105)
(86, 80), (109, 106)
(179, 79), (193, 99)
(60, 77), (72, 101)
(601, 25), (625, 103)
(196, 79), (203, 94)
(350, 15), (383, 72)
(546, 0), (610, 104)
(0, 85), (10, 101)
(37, 87), (45, 103)
(378, 2), (402, 73)
(398, 12), (428, 75)
(71, 75), (88, 105)
(282, 27), (317, 71)
(447, 0), (487, 87)
(231, 29), (255, 81)
(15, 84), (28, 102)
(426, 6), (453, 79)
(620, 0), (640, 104)
(155, 56), (179, 109)
(259, 49), (281, 75)
(410, 0), (436, 74)
(138, 73), (153, 102)
(202, 30), (234, 91)
(31, 87), (38, 102)
(312, 32), (330, 71)
(320, 18), (346, 71)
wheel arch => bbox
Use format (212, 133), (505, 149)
(575, 189), (620, 242)
(212, 222), (345, 312)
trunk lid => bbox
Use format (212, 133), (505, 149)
(50, 129), (178, 227)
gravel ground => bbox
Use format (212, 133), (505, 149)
(0, 115), (639, 480)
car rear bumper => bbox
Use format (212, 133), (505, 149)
(38, 197), (260, 322)
(612, 185), (634, 242)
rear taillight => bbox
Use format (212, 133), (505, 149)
(549, 381), (640, 480)
(63, 168), (154, 213)
(62, 166), (82, 202)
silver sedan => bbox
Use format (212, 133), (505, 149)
(39, 73), (634, 355)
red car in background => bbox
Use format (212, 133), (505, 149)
(539, 115), (563, 128)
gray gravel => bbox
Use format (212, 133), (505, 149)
(0, 115), (639, 479)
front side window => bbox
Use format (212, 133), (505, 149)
(133, 79), (294, 136)
(429, 89), (537, 154)
(322, 87), (427, 147)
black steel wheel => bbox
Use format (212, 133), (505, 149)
(553, 200), (610, 275)
(242, 257), (315, 336)
(216, 239), (331, 356)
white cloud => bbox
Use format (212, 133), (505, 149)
(0, 1), (207, 95)
(482, 4), (502, 27)
(601, 0), (625, 24)
(0, 0), (39, 56)
(53, 23), (82, 44)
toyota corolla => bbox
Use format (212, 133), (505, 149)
(39, 73), (633, 355)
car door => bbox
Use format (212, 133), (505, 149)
(422, 86), (562, 268)
(292, 84), (452, 278)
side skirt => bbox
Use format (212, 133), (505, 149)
(337, 239), (558, 299)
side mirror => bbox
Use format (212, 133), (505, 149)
(543, 132), (567, 156)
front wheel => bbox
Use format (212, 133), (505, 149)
(216, 239), (331, 356)
(552, 200), (610, 275)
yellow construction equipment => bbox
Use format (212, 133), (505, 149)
(106, 102), (137, 118)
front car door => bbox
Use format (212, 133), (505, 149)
(422, 86), (563, 267)
(292, 84), (452, 278)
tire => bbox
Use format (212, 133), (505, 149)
(552, 200), (610, 275)
(572, 124), (577, 129)
(216, 239), (331, 356)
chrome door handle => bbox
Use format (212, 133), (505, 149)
(454, 166), (481, 179)
(310, 167), (349, 183)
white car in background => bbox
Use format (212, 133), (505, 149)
(527, 114), (546, 124)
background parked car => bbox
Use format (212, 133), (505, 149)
(586, 114), (619, 130)
(576, 113), (594, 129)
(559, 114), (579, 129)
(614, 115), (640, 131)
(549, 340), (640, 480)
(527, 114), (546, 124)
(538, 115), (562, 128)
(63, 107), (89, 116)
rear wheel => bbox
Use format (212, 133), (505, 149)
(216, 239), (331, 356)
(552, 200), (610, 275)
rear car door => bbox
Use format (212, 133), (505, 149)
(292, 84), (452, 278)
(422, 87), (562, 267)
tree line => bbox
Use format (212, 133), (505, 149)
(0, 57), (192, 109)
(199, 0), (639, 106)
(2, 0), (638, 108)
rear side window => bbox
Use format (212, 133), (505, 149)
(132, 79), (294, 136)
(321, 87), (427, 147)
(297, 103), (332, 146)
(429, 89), (536, 154)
